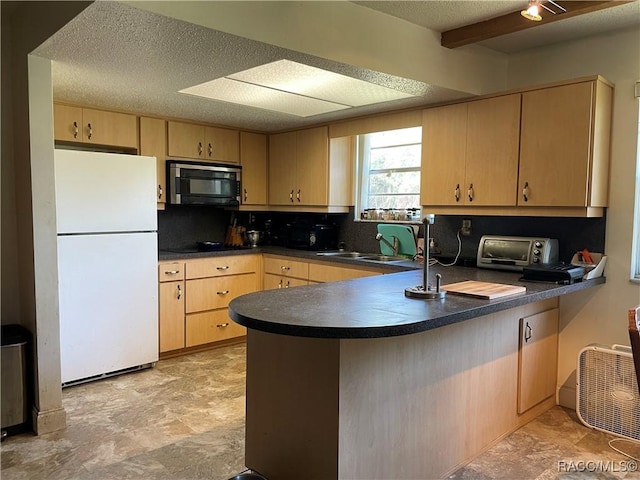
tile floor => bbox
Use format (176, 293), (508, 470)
(1, 343), (639, 480)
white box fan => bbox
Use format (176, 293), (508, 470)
(577, 344), (640, 441)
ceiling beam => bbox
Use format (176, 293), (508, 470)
(441, 1), (631, 49)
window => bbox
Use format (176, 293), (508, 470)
(356, 127), (422, 221)
(632, 96), (640, 282)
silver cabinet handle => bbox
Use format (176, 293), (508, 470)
(278, 280), (283, 289)
(158, 185), (163, 200)
(244, 188), (248, 202)
(289, 190), (294, 202)
(164, 270), (180, 275)
(216, 266), (230, 271)
(87, 123), (92, 140)
(284, 280), (290, 288)
(523, 182), (530, 202)
(280, 266), (290, 271)
(208, 142), (213, 157)
(216, 290), (229, 295)
(216, 322), (229, 328)
(454, 184), (460, 202)
(297, 189), (301, 202)
(176, 284), (181, 300)
(467, 183), (474, 202)
(73, 121), (79, 139)
(198, 142), (203, 156)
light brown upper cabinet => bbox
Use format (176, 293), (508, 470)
(421, 76), (612, 217)
(269, 126), (351, 211)
(54, 104), (138, 149)
(240, 132), (268, 206)
(139, 117), (167, 209)
(518, 79), (612, 210)
(167, 120), (239, 164)
(421, 94), (521, 207)
(269, 127), (328, 206)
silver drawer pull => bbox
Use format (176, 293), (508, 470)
(280, 266), (290, 271)
(217, 290), (229, 295)
(216, 322), (229, 328)
(216, 266), (230, 270)
(176, 284), (181, 300)
(164, 270), (180, 275)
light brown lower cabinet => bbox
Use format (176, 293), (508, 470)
(157, 255), (259, 355)
(158, 281), (185, 352)
(518, 308), (559, 413)
(263, 274), (308, 290)
(186, 310), (247, 347)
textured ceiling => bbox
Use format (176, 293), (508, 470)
(32, 1), (639, 133)
(357, 0), (640, 53)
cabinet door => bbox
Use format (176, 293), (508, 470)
(204, 126), (239, 164)
(421, 104), (467, 206)
(186, 310), (246, 347)
(240, 132), (268, 205)
(263, 274), (308, 290)
(82, 108), (138, 148)
(465, 95), (520, 206)
(269, 131), (297, 205)
(518, 308), (558, 414)
(518, 82), (593, 207)
(296, 126), (329, 206)
(140, 117), (167, 207)
(54, 104), (83, 142)
(167, 121), (205, 159)
(159, 281), (185, 352)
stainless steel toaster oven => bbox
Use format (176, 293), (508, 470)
(476, 235), (559, 271)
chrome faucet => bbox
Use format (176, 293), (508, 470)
(375, 233), (399, 256)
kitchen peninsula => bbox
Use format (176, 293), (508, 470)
(229, 266), (605, 479)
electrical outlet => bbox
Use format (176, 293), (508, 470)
(461, 219), (472, 236)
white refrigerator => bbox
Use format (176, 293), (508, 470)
(55, 149), (158, 385)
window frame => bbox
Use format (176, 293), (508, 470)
(355, 127), (422, 221)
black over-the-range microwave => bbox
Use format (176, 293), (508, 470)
(167, 160), (242, 206)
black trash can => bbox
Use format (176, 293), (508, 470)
(1, 324), (31, 438)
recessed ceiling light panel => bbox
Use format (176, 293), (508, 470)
(180, 59), (417, 117)
(180, 78), (350, 117)
(229, 59), (415, 107)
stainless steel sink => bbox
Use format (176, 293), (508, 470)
(316, 251), (365, 258)
(359, 254), (407, 262)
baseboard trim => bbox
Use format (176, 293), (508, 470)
(32, 405), (66, 435)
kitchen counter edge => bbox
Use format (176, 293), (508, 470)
(228, 268), (605, 339)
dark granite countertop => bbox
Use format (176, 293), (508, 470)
(158, 246), (417, 272)
(228, 265), (605, 339)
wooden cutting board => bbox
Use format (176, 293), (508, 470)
(442, 280), (526, 299)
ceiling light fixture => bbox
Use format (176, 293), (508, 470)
(521, 1), (543, 21)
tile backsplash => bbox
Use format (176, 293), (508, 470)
(159, 206), (606, 265)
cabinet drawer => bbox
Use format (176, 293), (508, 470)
(186, 273), (258, 313)
(158, 262), (185, 282)
(186, 255), (258, 279)
(263, 273), (308, 290)
(308, 263), (381, 283)
(263, 256), (309, 279)
(186, 310), (246, 347)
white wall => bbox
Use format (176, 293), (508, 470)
(125, 0), (509, 96)
(507, 27), (640, 408)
